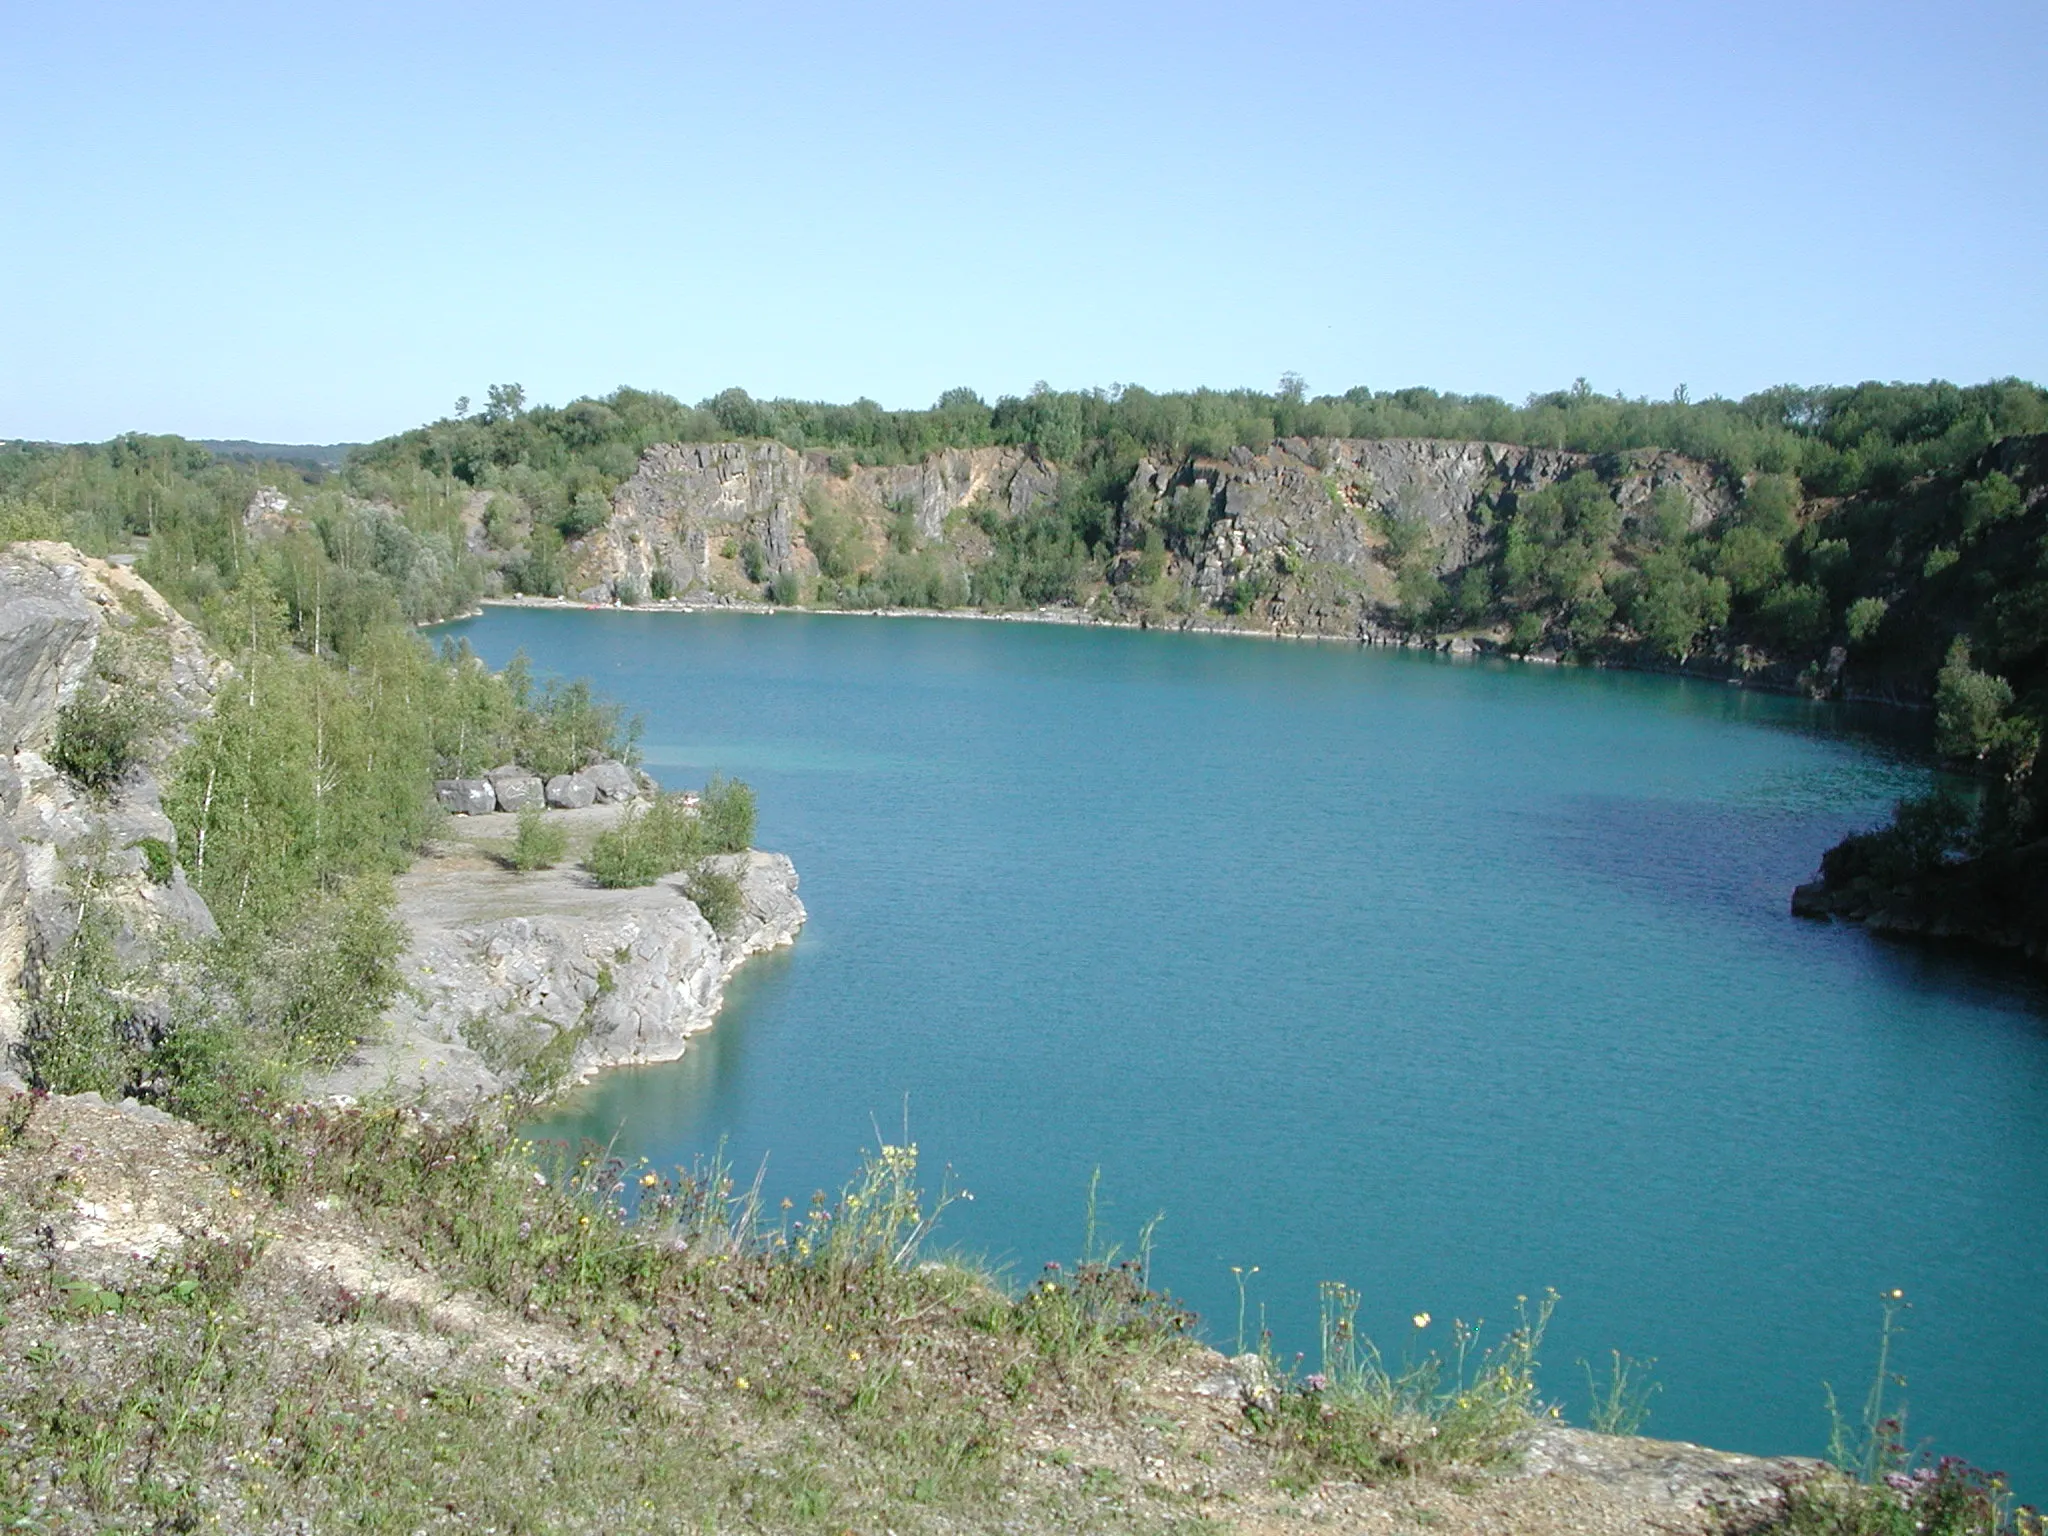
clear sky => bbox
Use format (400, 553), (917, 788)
(3, 0), (2042, 443)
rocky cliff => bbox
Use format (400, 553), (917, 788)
(565, 435), (1736, 639)
(0, 543), (221, 1062)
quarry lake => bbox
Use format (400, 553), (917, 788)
(446, 607), (2048, 1492)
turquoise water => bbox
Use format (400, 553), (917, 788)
(447, 608), (2048, 1493)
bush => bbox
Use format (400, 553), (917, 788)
(19, 899), (136, 1095)
(698, 776), (756, 854)
(765, 567), (802, 605)
(509, 806), (566, 872)
(739, 538), (769, 584)
(684, 863), (745, 936)
(1846, 596), (1889, 645)
(52, 689), (144, 792)
(585, 794), (708, 888)
(648, 566), (674, 601)
(1934, 638), (2013, 760)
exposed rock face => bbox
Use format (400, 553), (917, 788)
(309, 849), (806, 1114)
(574, 443), (1057, 602)
(0, 544), (222, 1057)
(571, 436), (1736, 635)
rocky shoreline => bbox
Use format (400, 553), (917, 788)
(311, 805), (805, 1114)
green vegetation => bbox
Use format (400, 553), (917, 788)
(508, 805), (568, 872)
(1255, 1286), (1557, 1487)
(1760, 1293), (2037, 1536)
(586, 778), (754, 903)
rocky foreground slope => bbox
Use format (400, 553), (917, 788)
(0, 1087), (1820, 1534)
(0, 542), (221, 1064)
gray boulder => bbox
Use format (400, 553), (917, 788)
(545, 773), (596, 810)
(435, 778), (496, 815)
(490, 775), (544, 813)
(585, 760), (636, 802)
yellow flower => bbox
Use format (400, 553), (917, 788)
(1412, 1312), (1431, 1329)
(1889, 1288), (1904, 1300)
(640, 1173), (659, 1188)
(228, 1186), (243, 1201)
(848, 1349), (862, 1363)
(578, 1215), (591, 1227)
(736, 1376), (750, 1391)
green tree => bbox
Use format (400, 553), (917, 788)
(1933, 638), (2013, 760)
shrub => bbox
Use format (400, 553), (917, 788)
(765, 567), (802, 605)
(52, 689), (144, 792)
(1846, 596), (1889, 645)
(509, 806), (567, 872)
(19, 898), (136, 1095)
(1934, 638), (2013, 760)
(684, 862), (745, 936)
(614, 577), (644, 606)
(648, 566), (674, 601)
(133, 837), (174, 884)
(586, 793), (711, 888)
(739, 538), (769, 584)
(698, 776), (756, 854)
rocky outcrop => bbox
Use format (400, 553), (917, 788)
(571, 436), (1737, 635)
(0, 543), (221, 1060)
(309, 847), (805, 1114)
(1794, 837), (2048, 962)
(573, 443), (1057, 602)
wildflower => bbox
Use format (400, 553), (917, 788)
(1303, 1373), (1327, 1393)
(578, 1215), (591, 1228)
(1412, 1312), (1431, 1329)
(736, 1376), (750, 1390)
(228, 1186), (243, 1201)
(640, 1173), (658, 1189)
(1889, 1288), (1905, 1300)
(848, 1349), (862, 1363)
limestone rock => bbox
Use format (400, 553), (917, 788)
(486, 768), (544, 812)
(1504, 1425), (1819, 1516)
(545, 773), (596, 809)
(0, 552), (99, 753)
(584, 760), (636, 802)
(309, 848), (805, 1115)
(435, 778), (496, 815)
(0, 545), (222, 1054)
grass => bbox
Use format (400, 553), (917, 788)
(0, 1093), (1214, 1534)
(1251, 1283), (1558, 1488)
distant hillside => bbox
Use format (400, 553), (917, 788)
(198, 439), (357, 469)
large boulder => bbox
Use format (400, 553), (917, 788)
(545, 773), (596, 810)
(584, 760), (637, 802)
(434, 778), (496, 815)
(485, 766), (544, 812)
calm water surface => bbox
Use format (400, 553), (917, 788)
(445, 608), (2048, 1492)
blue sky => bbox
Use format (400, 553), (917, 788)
(3, 0), (2042, 442)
